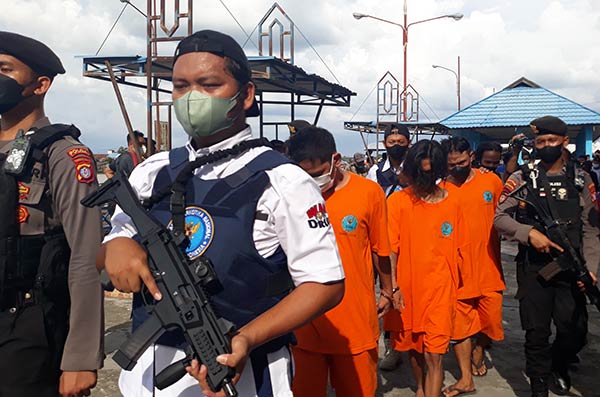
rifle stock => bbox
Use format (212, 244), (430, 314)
(82, 172), (238, 396)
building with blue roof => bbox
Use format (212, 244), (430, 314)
(440, 77), (600, 155)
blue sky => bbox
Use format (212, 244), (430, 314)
(2, 0), (600, 155)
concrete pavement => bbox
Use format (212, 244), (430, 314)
(94, 242), (600, 396)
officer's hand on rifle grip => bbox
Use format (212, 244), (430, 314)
(101, 237), (162, 300)
(578, 272), (599, 292)
(528, 229), (564, 254)
(186, 332), (249, 397)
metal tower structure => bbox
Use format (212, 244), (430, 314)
(82, 1), (355, 152)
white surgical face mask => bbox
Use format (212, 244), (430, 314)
(312, 156), (335, 192)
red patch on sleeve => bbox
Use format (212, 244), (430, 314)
(306, 203), (327, 219)
(305, 203), (329, 229)
(18, 182), (30, 201)
(588, 183), (596, 202)
(502, 179), (517, 195)
(67, 147), (95, 184)
(18, 205), (29, 223)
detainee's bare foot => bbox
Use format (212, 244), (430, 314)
(415, 388), (425, 397)
(443, 380), (476, 397)
(471, 360), (487, 376)
(471, 345), (487, 376)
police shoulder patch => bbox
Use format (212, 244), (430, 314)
(18, 182), (30, 201)
(588, 182), (596, 203)
(502, 179), (518, 195)
(18, 205), (29, 223)
(67, 146), (95, 184)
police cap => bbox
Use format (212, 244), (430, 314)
(174, 30), (259, 117)
(529, 116), (567, 136)
(0, 32), (65, 77)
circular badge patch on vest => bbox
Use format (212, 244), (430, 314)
(342, 215), (358, 232)
(168, 206), (214, 260)
(441, 221), (453, 237)
(483, 190), (493, 203)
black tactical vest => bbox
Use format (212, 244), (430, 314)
(516, 167), (582, 264)
(0, 153), (19, 295)
(0, 124), (80, 306)
(376, 161), (398, 194)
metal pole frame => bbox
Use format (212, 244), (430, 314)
(146, 0), (194, 154)
(258, 2), (295, 64)
(105, 60), (144, 160)
(376, 71), (401, 161)
(457, 55), (461, 111)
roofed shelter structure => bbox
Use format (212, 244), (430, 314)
(81, 2), (355, 152)
(439, 77), (600, 156)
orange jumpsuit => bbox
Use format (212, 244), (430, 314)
(293, 173), (391, 397)
(385, 188), (468, 354)
(443, 170), (505, 341)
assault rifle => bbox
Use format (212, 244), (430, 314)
(512, 164), (600, 312)
(82, 172), (237, 396)
(540, 221), (600, 312)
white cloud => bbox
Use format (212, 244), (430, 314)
(1, 0), (599, 155)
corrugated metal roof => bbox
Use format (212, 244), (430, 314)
(441, 77), (600, 129)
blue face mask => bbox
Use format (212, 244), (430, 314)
(173, 90), (240, 138)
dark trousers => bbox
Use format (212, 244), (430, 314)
(0, 302), (68, 397)
(517, 262), (588, 379)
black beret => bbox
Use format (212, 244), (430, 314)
(384, 123), (410, 140)
(0, 31), (65, 77)
(174, 30), (259, 117)
(530, 116), (567, 136)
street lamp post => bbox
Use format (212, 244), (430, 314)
(432, 56), (461, 111)
(353, 1), (463, 120)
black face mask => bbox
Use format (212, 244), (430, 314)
(0, 74), (27, 114)
(536, 145), (563, 164)
(387, 144), (408, 161)
(449, 165), (471, 181)
(482, 165), (498, 173)
(355, 163), (367, 174)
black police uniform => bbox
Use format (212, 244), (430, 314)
(494, 116), (600, 396)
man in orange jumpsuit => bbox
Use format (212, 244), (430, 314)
(386, 140), (468, 397)
(288, 126), (394, 397)
(440, 137), (505, 397)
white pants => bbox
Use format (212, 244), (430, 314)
(118, 344), (294, 397)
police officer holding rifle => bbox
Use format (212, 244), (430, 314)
(494, 115), (600, 397)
